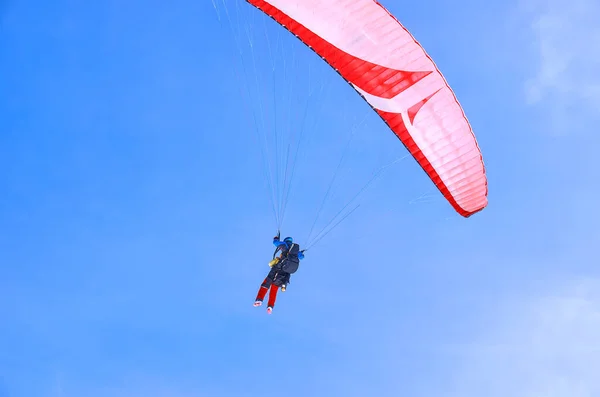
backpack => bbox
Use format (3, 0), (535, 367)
(281, 243), (300, 274)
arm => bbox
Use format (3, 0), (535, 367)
(298, 250), (305, 260)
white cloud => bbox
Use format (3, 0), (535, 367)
(451, 278), (600, 397)
(523, 0), (600, 132)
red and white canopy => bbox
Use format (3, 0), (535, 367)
(247, 0), (488, 217)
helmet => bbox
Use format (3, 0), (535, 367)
(283, 237), (293, 244)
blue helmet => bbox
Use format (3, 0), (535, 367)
(283, 237), (293, 244)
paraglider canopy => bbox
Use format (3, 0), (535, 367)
(245, 0), (488, 217)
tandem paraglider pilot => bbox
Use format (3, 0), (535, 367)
(254, 232), (304, 314)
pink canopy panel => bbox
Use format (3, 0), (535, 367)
(247, 0), (488, 217)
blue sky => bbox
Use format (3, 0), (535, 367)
(1, 0), (599, 396)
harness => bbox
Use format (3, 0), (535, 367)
(268, 242), (299, 290)
(273, 242), (299, 260)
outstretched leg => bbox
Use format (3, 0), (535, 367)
(254, 277), (272, 306)
(266, 284), (279, 314)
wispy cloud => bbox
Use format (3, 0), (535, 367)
(451, 278), (600, 397)
(523, 0), (600, 132)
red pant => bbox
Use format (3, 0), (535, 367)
(255, 279), (279, 307)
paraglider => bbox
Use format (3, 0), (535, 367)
(253, 232), (305, 314)
(214, 0), (490, 312)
